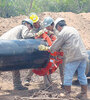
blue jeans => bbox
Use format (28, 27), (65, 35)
(87, 50), (90, 60)
(64, 59), (87, 86)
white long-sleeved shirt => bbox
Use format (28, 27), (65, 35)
(0, 25), (34, 40)
(50, 26), (88, 63)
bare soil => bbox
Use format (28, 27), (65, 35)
(0, 12), (90, 100)
(0, 70), (90, 100)
(0, 12), (90, 49)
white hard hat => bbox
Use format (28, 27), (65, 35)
(55, 18), (64, 26)
(43, 16), (54, 28)
(22, 18), (33, 25)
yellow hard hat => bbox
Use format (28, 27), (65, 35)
(30, 14), (39, 23)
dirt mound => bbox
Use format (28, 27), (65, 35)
(40, 12), (90, 49)
(0, 12), (90, 49)
(0, 15), (27, 35)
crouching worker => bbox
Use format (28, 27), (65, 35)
(38, 18), (88, 100)
(24, 13), (44, 86)
(0, 18), (34, 90)
(24, 16), (57, 89)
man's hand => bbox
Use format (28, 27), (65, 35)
(48, 30), (54, 35)
(36, 30), (44, 37)
(38, 45), (49, 51)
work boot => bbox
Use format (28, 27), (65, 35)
(76, 85), (87, 100)
(64, 86), (71, 95)
(14, 85), (28, 90)
(12, 70), (28, 90)
(24, 79), (31, 86)
(59, 86), (71, 98)
(61, 84), (64, 89)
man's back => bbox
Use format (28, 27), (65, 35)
(0, 25), (28, 40)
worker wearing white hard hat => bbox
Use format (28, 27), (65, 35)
(0, 18), (34, 90)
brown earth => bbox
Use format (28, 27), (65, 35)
(0, 12), (90, 100)
(0, 12), (90, 49)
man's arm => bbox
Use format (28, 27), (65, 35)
(22, 26), (35, 39)
(50, 33), (64, 53)
(38, 32), (65, 52)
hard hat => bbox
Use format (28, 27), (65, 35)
(54, 18), (64, 26)
(43, 17), (54, 28)
(29, 14), (39, 23)
(22, 18), (33, 25)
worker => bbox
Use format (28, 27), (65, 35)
(0, 18), (34, 90)
(30, 13), (43, 33)
(24, 13), (44, 86)
(36, 16), (57, 88)
(41, 16), (56, 41)
(24, 14), (54, 89)
(40, 16), (65, 88)
(35, 16), (65, 89)
(38, 18), (88, 99)
(0, 19), (34, 40)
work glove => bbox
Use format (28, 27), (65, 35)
(38, 44), (49, 51)
(48, 30), (54, 35)
(36, 30), (45, 37)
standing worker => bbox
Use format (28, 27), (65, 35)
(0, 18), (34, 90)
(39, 18), (88, 100)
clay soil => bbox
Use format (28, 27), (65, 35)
(0, 12), (90, 49)
(0, 12), (90, 100)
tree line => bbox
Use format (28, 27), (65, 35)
(0, 0), (90, 18)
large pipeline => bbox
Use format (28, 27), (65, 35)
(0, 39), (50, 71)
(0, 39), (89, 76)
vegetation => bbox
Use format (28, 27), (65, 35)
(0, 0), (90, 18)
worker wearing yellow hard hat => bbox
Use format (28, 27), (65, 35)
(24, 13), (53, 89)
(30, 13), (39, 23)
(29, 13), (41, 31)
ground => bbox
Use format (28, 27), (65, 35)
(0, 70), (90, 100)
(0, 12), (90, 49)
(0, 12), (90, 100)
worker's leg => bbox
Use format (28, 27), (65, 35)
(12, 70), (28, 90)
(77, 59), (88, 100)
(64, 61), (81, 85)
(0, 71), (1, 76)
(44, 74), (52, 89)
(24, 69), (34, 86)
(58, 58), (65, 88)
(64, 61), (80, 94)
(0, 71), (2, 89)
(59, 64), (64, 88)
(77, 59), (88, 85)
